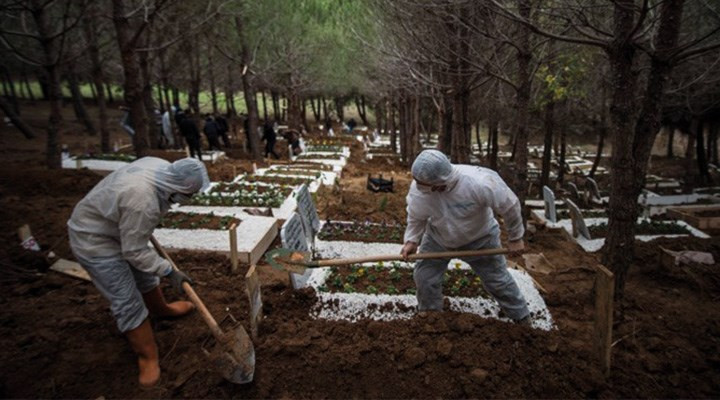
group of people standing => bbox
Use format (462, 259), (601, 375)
(174, 109), (231, 161)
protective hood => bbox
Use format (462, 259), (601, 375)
(123, 157), (210, 196)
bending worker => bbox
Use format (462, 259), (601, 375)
(67, 157), (210, 388)
(401, 150), (531, 325)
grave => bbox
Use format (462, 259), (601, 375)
(666, 205), (720, 230)
(153, 214), (277, 265)
(62, 157), (130, 173)
(295, 183), (321, 249)
(566, 199), (591, 240)
(585, 177), (608, 205)
(280, 212), (313, 289)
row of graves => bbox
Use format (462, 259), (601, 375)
(155, 140), (350, 269)
(528, 176), (718, 254)
(276, 157), (555, 331)
(61, 150), (228, 174)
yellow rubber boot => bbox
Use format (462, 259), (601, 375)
(125, 319), (161, 388)
(142, 286), (195, 318)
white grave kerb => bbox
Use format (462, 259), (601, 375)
(280, 212), (313, 289)
(543, 186), (557, 223)
(295, 184), (320, 247)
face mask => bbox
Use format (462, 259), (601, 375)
(416, 183), (433, 193)
(170, 193), (192, 205)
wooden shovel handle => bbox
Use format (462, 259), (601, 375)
(316, 248), (509, 267)
(150, 236), (225, 341)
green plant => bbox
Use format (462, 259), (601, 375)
(387, 285), (398, 295)
(406, 288), (416, 295)
(379, 195), (388, 212)
(333, 277), (343, 288)
(317, 285), (328, 293)
(367, 285), (378, 294)
(368, 274), (377, 282)
(343, 283), (355, 293)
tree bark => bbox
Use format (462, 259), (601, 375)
(271, 91), (280, 121)
(112, 0), (150, 157)
(0, 66), (20, 115)
(540, 99), (555, 188)
(390, 99), (397, 153)
(696, 120), (712, 185)
(512, 0), (533, 213)
(557, 122), (567, 185)
(22, 70), (35, 101)
(67, 71), (97, 135)
(32, 0), (63, 168)
(235, 15), (262, 160)
(0, 96), (35, 138)
(488, 116), (499, 170)
(666, 126), (675, 157)
(603, 0), (685, 299)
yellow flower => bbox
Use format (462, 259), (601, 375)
(357, 268), (365, 276)
(454, 262), (462, 270)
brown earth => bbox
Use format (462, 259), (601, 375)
(1, 100), (720, 398)
(158, 212), (240, 230)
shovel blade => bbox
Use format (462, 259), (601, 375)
(215, 326), (255, 384)
(265, 248), (312, 274)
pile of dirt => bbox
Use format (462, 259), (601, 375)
(316, 175), (410, 224)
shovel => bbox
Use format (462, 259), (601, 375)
(265, 247), (510, 275)
(150, 236), (255, 384)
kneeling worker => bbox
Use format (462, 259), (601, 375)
(401, 150), (531, 325)
(67, 157), (210, 387)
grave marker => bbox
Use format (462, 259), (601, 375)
(295, 184), (320, 248)
(280, 212), (312, 289)
(566, 199), (591, 240)
(245, 264), (263, 341)
(586, 177), (602, 202)
(543, 186), (557, 223)
(567, 182), (580, 199)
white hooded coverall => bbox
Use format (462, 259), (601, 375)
(405, 154), (530, 320)
(67, 157), (209, 332)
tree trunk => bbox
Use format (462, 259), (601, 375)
(603, 0), (685, 299)
(356, 96), (368, 125)
(666, 126), (675, 157)
(398, 97), (408, 162)
(225, 64), (235, 117)
(287, 89), (302, 131)
(390, 98), (397, 154)
(172, 87), (179, 108)
(540, 100), (554, 188)
(67, 71), (97, 135)
(309, 96), (320, 122)
(696, 120), (712, 185)
(22, 70), (35, 101)
(112, 0), (150, 157)
(321, 96), (328, 120)
(235, 15), (262, 160)
(683, 120), (696, 190)
(512, 0), (533, 213)
(0, 96), (35, 138)
(334, 97), (345, 122)
(271, 91), (279, 121)
(557, 123), (567, 185)
(439, 95), (453, 155)
(106, 82), (114, 104)
(0, 66), (20, 115)
(32, 0), (63, 168)
(488, 116), (499, 170)
(711, 121), (720, 165)
(451, 91), (471, 163)
(589, 84), (608, 178)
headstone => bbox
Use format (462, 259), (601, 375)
(567, 182), (580, 199)
(295, 184), (320, 248)
(586, 177), (602, 202)
(566, 199), (591, 240)
(543, 186), (557, 223)
(280, 212), (312, 289)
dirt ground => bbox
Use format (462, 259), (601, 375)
(1, 101), (720, 398)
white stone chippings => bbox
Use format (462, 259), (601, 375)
(315, 239), (403, 259)
(173, 189), (299, 220)
(153, 215), (275, 252)
(305, 260), (554, 330)
(560, 218), (710, 253)
(62, 158), (129, 171)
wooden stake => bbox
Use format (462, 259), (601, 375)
(245, 264), (263, 341)
(229, 223), (239, 273)
(232, 165), (237, 180)
(594, 264), (614, 377)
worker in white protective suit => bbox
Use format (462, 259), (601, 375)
(67, 157), (210, 388)
(401, 150), (531, 325)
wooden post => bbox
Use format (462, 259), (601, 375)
(245, 264), (263, 341)
(232, 165), (237, 180)
(229, 223), (239, 273)
(594, 264), (614, 377)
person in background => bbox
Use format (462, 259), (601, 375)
(215, 114), (231, 148)
(119, 106), (135, 137)
(283, 129), (302, 156)
(262, 120), (279, 159)
(202, 114), (222, 151)
(347, 117), (357, 133)
(161, 108), (175, 149)
(401, 150), (532, 326)
(68, 157), (210, 388)
(178, 109), (202, 161)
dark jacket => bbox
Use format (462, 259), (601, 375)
(262, 123), (276, 143)
(203, 118), (219, 138)
(179, 117), (200, 140)
(215, 116), (229, 134)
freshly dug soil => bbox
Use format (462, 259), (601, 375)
(588, 221), (690, 238)
(158, 212), (240, 230)
(210, 182), (293, 196)
(693, 209), (720, 218)
(317, 220), (405, 243)
(322, 263), (491, 298)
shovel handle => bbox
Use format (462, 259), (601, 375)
(150, 236), (225, 341)
(315, 248), (509, 267)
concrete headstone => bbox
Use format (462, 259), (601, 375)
(295, 184), (320, 248)
(566, 199), (591, 240)
(542, 186), (557, 223)
(586, 177), (602, 201)
(567, 182), (580, 199)
(280, 212), (312, 289)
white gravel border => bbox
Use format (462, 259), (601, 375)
(560, 217), (710, 252)
(173, 186), (299, 220)
(305, 260), (554, 330)
(62, 157), (129, 172)
(153, 214), (275, 252)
